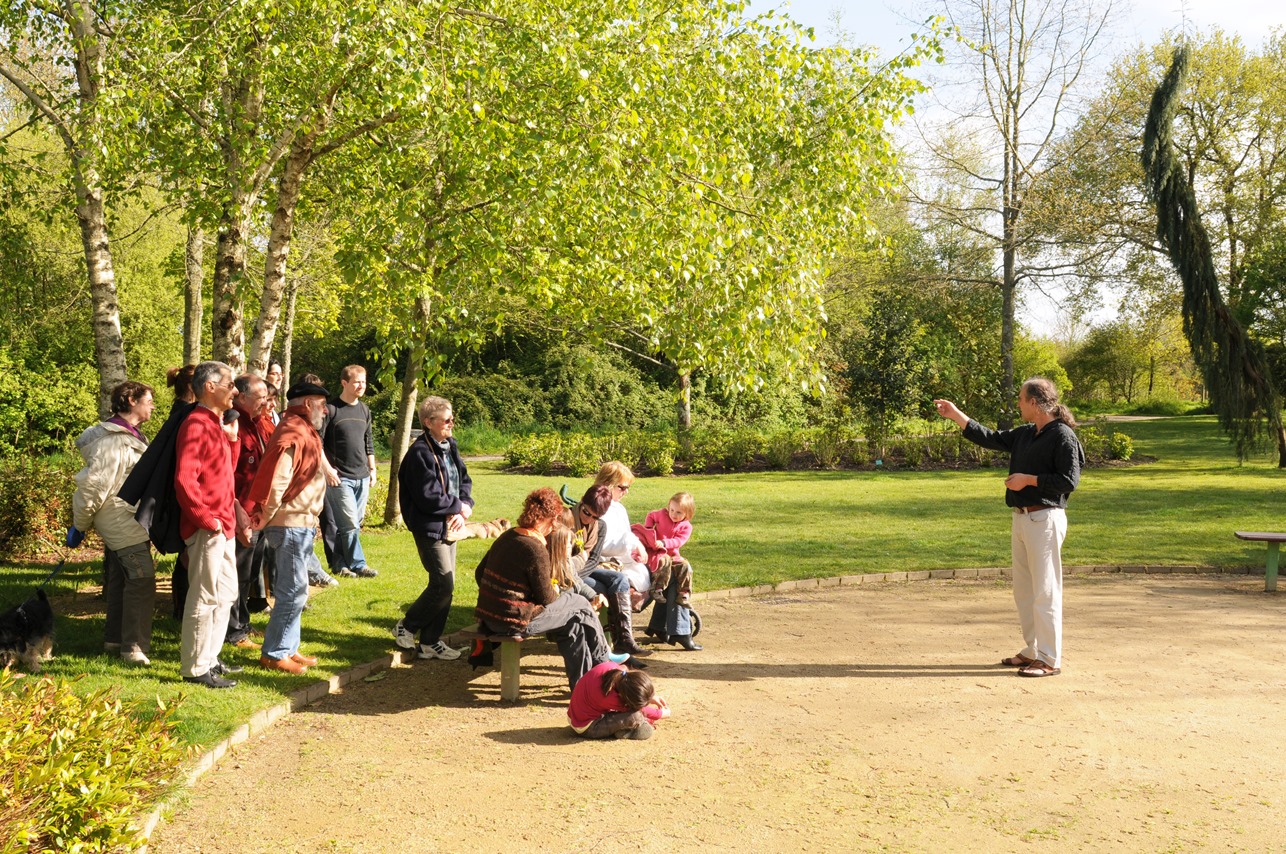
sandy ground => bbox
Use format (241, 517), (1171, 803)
(149, 574), (1286, 853)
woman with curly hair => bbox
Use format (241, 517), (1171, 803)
(475, 487), (623, 690)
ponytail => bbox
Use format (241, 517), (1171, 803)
(1021, 377), (1077, 428)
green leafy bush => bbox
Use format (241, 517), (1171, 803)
(0, 671), (187, 852)
(0, 456), (78, 559)
(1077, 423), (1135, 462)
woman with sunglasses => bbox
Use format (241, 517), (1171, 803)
(393, 396), (474, 660)
(588, 461), (655, 652)
(570, 484), (647, 656)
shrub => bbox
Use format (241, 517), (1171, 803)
(721, 431), (762, 471)
(0, 456), (78, 560)
(1077, 423), (1136, 463)
(637, 434), (678, 476)
(0, 670), (188, 852)
(763, 431), (798, 470)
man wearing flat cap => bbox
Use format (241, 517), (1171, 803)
(245, 380), (331, 674)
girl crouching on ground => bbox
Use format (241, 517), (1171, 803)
(568, 661), (669, 740)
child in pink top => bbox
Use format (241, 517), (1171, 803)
(567, 661), (669, 740)
(631, 492), (695, 604)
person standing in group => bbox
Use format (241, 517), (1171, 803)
(246, 380), (331, 674)
(174, 361), (244, 689)
(934, 378), (1085, 678)
(265, 360), (284, 425)
(393, 396), (473, 660)
(69, 381), (158, 665)
(225, 373), (272, 650)
(323, 365), (378, 578)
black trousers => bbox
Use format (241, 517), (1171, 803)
(403, 534), (456, 645)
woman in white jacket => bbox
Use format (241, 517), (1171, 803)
(71, 381), (157, 664)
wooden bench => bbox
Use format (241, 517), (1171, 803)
(1235, 532), (1286, 592)
(450, 624), (530, 701)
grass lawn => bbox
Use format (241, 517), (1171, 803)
(2, 415), (1282, 749)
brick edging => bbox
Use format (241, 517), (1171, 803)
(138, 561), (1259, 848)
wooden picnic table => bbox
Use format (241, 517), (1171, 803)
(1234, 531), (1286, 592)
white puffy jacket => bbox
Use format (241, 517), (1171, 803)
(72, 421), (150, 550)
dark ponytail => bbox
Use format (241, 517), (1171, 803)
(601, 667), (654, 712)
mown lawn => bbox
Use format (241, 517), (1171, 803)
(1, 415), (1281, 747)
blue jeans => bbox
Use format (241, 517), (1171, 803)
(262, 526), (313, 660)
(324, 477), (369, 571)
(583, 568), (630, 597)
(647, 575), (692, 637)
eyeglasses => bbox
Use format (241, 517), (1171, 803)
(579, 507), (600, 520)
(436, 416), (455, 426)
(210, 380), (235, 391)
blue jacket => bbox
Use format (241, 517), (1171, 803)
(398, 433), (473, 540)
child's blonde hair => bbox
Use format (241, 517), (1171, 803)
(547, 526), (577, 590)
(669, 492), (695, 521)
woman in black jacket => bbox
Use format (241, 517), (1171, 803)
(393, 396), (474, 660)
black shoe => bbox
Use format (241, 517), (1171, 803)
(623, 655), (649, 670)
(213, 658), (243, 675)
(642, 628), (669, 643)
(674, 634), (703, 651)
(183, 670), (237, 689)
(613, 637), (651, 657)
(353, 566), (378, 578)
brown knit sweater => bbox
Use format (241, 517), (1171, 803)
(474, 529), (557, 634)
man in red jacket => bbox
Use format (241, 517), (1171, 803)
(175, 361), (243, 689)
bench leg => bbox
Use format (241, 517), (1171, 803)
(1266, 542), (1280, 593)
(499, 640), (521, 701)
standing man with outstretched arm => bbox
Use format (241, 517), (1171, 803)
(323, 365), (378, 578)
(934, 377), (1086, 678)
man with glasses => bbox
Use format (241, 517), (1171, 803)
(224, 374), (273, 651)
(174, 361), (243, 689)
(393, 396), (473, 660)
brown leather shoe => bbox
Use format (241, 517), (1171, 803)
(233, 636), (261, 649)
(260, 655), (307, 674)
(290, 653), (318, 667)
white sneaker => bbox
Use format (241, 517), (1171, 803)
(392, 620), (417, 650)
(417, 641), (461, 660)
(121, 650), (151, 665)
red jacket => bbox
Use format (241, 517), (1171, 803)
(233, 407), (270, 504)
(174, 406), (239, 540)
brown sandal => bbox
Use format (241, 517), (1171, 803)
(1017, 661), (1061, 677)
(1001, 654), (1035, 667)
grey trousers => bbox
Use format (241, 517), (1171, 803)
(499, 592), (612, 691)
(103, 541), (156, 654)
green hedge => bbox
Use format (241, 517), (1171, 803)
(0, 671), (187, 852)
(505, 422), (1134, 476)
(0, 456), (78, 560)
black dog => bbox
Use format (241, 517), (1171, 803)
(0, 588), (55, 673)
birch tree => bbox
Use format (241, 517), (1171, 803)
(913, 0), (1117, 425)
(0, 2), (128, 416)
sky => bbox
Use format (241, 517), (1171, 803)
(748, 0), (1285, 337)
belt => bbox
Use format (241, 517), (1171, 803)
(1013, 505), (1049, 514)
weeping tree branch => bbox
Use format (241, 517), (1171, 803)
(1142, 45), (1284, 464)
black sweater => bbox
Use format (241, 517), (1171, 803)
(962, 418), (1085, 509)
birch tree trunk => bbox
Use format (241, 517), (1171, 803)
(183, 224), (204, 365)
(384, 295), (432, 526)
(248, 130), (319, 376)
(74, 180), (128, 418)
(210, 207), (249, 372)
